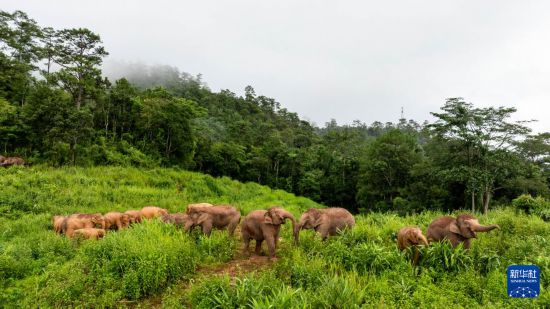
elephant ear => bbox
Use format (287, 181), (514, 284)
(313, 213), (325, 228)
(263, 212), (274, 224)
(449, 221), (461, 234)
(405, 229), (416, 243)
(196, 212), (210, 224)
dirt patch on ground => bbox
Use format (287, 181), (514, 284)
(130, 253), (276, 308)
(197, 254), (275, 278)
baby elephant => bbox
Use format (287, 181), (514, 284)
(397, 226), (428, 265)
(72, 228), (106, 240)
(161, 213), (189, 228)
(295, 207), (355, 243)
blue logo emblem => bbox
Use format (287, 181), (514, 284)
(507, 265), (540, 298)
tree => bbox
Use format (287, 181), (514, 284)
(357, 129), (422, 211)
(0, 10), (42, 65)
(515, 132), (550, 179)
(95, 78), (139, 140)
(51, 28), (108, 109)
(137, 88), (204, 166)
(428, 98), (532, 214)
(22, 82), (93, 165)
(0, 10), (43, 106)
(0, 97), (20, 153)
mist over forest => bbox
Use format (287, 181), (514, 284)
(102, 60), (208, 93)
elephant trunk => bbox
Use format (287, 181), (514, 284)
(281, 210), (298, 245)
(418, 233), (429, 246)
(294, 220), (305, 245)
(472, 223), (500, 233)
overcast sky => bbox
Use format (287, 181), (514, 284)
(5, 1), (550, 132)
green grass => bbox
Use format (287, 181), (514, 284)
(0, 166), (549, 308)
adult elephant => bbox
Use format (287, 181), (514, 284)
(185, 204), (241, 236)
(140, 206), (168, 219)
(1, 156), (25, 167)
(427, 214), (500, 249)
(62, 214), (105, 238)
(67, 213), (105, 228)
(295, 207), (355, 243)
(241, 206), (297, 259)
(124, 210), (142, 224)
(52, 215), (66, 234)
(104, 212), (131, 230)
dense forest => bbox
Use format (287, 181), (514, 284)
(1, 10), (549, 214)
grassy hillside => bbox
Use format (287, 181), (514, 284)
(0, 166), (549, 308)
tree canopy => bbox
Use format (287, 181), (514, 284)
(0, 10), (548, 213)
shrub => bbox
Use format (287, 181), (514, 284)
(195, 232), (236, 264)
(308, 274), (367, 308)
(421, 241), (472, 275)
(348, 242), (405, 275)
(187, 274), (287, 308)
(393, 196), (412, 216)
(286, 255), (326, 290)
(512, 194), (537, 214)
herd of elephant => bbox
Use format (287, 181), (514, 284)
(52, 204), (500, 260)
(0, 155), (26, 167)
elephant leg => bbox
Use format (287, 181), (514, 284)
(412, 248), (420, 266)
(228, 219), (239, 236)
(66, 228), (74, 238)
(255, 240), (263, 255)
(242, 237), (250, 255)
(319, 227), (330, 241)
(463, 239), (471, 250)
(265, 235), (276, 259)
(201, 221), (213, 236)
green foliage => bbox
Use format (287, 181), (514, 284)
(513, 194), (538, 214)
(357, 129), (423, 211)
(1, 9), (548, 214)
(513, 194), (549, 220)
(0, 167), (549, 307)
(421, 241), (472, 274)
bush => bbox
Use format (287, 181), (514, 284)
(512, 194), (550, 221)
(187, 273), (287, 308)
(393, 196), (412, 215)
(512, 194), (536, 214)
(421, 241), (472, 275)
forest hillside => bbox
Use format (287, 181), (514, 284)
(1, 10), (549, 214)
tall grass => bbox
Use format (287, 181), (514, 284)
(1, 166), (549, 308)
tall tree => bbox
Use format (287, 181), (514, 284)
(429, 98), (532, 214)
(357, 129), (422, 211)
(0, 10), (43, 106)
(137, 88), (204, 166)
(51, 28), (108, 109)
